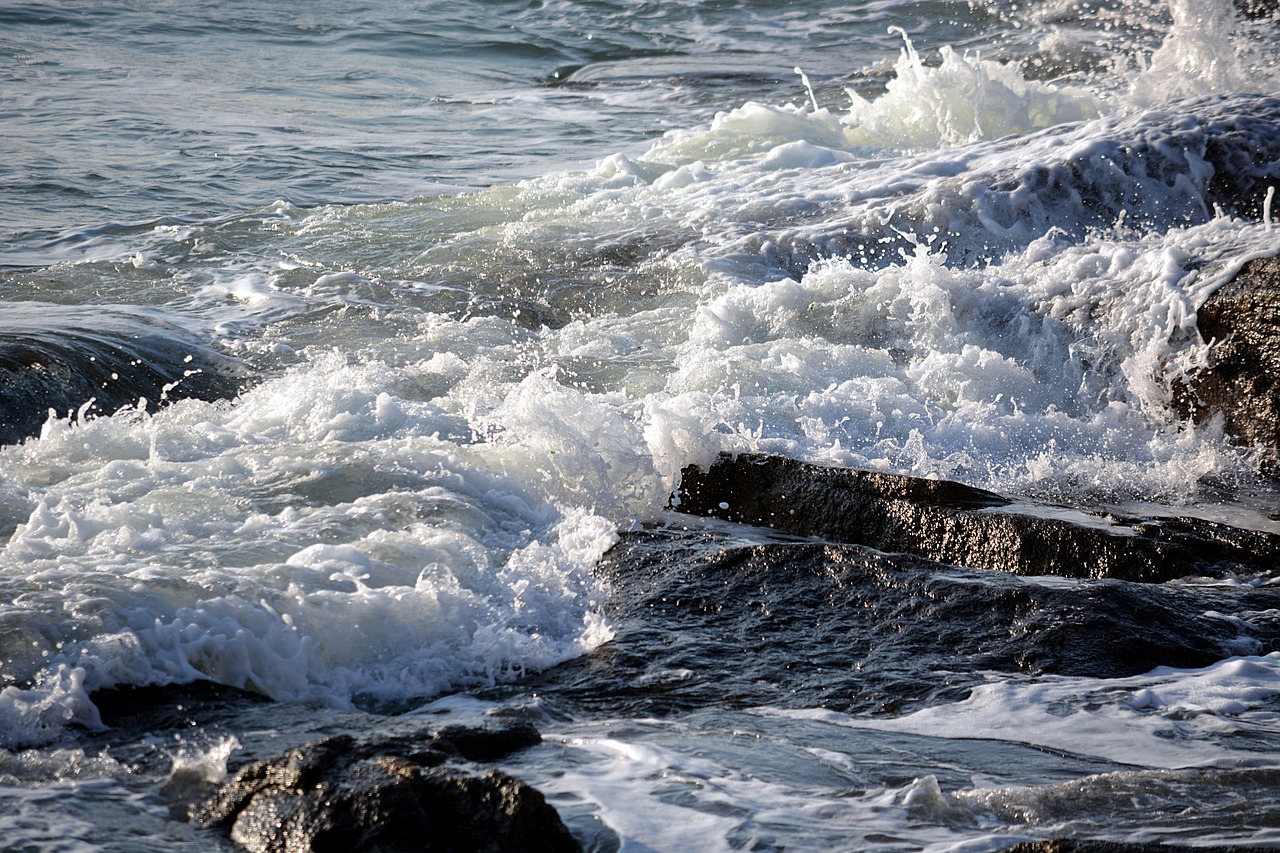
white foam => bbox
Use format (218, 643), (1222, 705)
(639, 214), (1277, 502)
(0, 745), (126, 786)
(163, 735), (240, 797)
(845, 29), (1103, 151)
(0, 666), (104, 748)
(782, 655), (1280, 769)
(542, 735), (746, 853)
(0, 350), (631, 746)
(1126, 0), (1280, 110)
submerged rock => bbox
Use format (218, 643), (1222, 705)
(0, 302), (245, 445)
(673, 454), (1280, 582)
(196, 729), (576, 853)
(1180, 255), (1280, 464)
(772, 94), (1280, 274)
(92, 681), (273, 734)
(432, 721), (543, 762)
(522, 454), (1280, 716)
(525, 527), (1280, 717)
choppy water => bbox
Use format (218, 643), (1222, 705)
(3, 0), (1280, 850)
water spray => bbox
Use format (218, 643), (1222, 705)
(794, 66), (820, 112)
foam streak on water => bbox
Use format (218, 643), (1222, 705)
(2, 0), (1280, 849)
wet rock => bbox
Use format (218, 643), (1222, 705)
(0, 303), (245, 445)
(92, 681), (272, 734)
(673, 454), (1280, 582)
(1179, 255), (1280, 463)
(1234, 0), (1278, 20)
(432, 721), (542, 761)
(525, 528), (1280, 717)
(196, 732), (577, 853)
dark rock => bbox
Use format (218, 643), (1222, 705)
(1179, 255), (1280, 462)
(523, 528), (1280, 717)
(1234, 0), (1278, 20)
(0, 302), (245, 445)
(432, 721), (542, 761)
(672, 454), (1280, 582)
(92, 680), (272, 733)
(526, 454), (1280, 716)
(196, 733), (578, 853)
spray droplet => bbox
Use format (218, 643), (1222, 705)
(794, 66), (820, 113)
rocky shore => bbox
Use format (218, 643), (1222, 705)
(194, 727), (573, 853)
(72, 254), (1280, 850)
(673, 453), (1280, 582)
(1177, 255), (1280, 470)
(180, 451), (1277, 851)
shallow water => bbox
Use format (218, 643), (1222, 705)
(2, 0), (1280, 849)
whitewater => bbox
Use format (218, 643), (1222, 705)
(2, 0), (1280, 849)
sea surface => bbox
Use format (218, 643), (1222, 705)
(3, 0), (1280, 850)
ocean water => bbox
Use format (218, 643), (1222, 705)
(2, 0), (1280, 850)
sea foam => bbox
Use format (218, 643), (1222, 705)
(0, 351), (624, 747)
(3, 0), (1278, 754)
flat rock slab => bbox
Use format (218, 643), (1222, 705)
(673, 454), (1280, 582)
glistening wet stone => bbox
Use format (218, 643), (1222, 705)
(195, 731), (576, 853)
(673, 454), (1280, 581)
(1179, 254), (1280, 466)
(522, 528), (1280, 718)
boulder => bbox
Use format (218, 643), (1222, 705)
(672, 454), (1280, 582)
(1180, 255), (1280, 464)
(195, 729), (577, 853)
(432, 721), (542, 762)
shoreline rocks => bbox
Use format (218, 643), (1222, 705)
(546, 527), (1280, 715)
(532, 453), (1280, 716)
(1179, 255), (1280, 469)
(672, 453), (1279, 582)
(1001, 842), (1275, 853)
(85, 682), (576, 853)
(194, 726), (576, 853)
